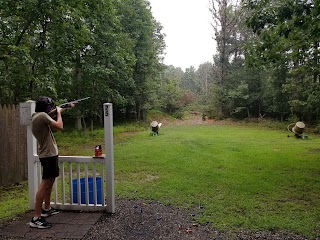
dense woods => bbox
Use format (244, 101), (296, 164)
(1, 0), (319, 127)
(207, 0), (320, 123)
(0, 0), (165, 126)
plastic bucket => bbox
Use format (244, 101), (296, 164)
(72, 177), (102, 204)
(292, 121), (305, 135)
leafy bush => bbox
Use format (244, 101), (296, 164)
(146, 109), (173, 122)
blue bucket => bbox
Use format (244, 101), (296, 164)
(72, 177), (102, 204)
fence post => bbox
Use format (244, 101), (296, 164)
(20, 100), (37, 209)
(103, 103), (115, 213)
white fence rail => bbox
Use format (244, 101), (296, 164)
(20, 101), (115, 213)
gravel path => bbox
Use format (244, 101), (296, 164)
(84, 199), (308, 240)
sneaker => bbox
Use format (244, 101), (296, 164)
(41, 207), (60, 217)
(30, 217), (52, 229)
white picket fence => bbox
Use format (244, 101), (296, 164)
(20, 101), (115, 213)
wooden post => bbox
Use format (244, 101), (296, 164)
(103, 103), (115, 213)
(20, 100), (37, 209)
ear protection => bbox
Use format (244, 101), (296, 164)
(44, 97), (55, 113)
(36, 96), (56, 113)
(46, 105), (53, 112)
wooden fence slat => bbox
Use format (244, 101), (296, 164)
(0, 106), (5, 186)
(0, 104), (27, 186)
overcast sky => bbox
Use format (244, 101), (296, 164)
(148, 0), (216, 70)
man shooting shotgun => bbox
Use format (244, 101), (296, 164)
(29, 96), (88, 229)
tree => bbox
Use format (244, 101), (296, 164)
(156, 65), (184, 114)
(180, 66), (198, 92)
(209, 0), (258, 118)
(0, 0), (166, 125)
(243, 0), (320, 121)
(196, 62), (214, 97)
(114, 0), (165, 120)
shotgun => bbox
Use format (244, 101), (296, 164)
(59, 97), (90, 108)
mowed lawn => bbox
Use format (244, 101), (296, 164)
(109, 123), (320, 238)
(1, 122), (319, 238)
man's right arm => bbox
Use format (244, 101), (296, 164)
(49, 107), (63, 130)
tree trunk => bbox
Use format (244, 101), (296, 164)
(75, 117), (82, 130)
(74, 52), (83, 130)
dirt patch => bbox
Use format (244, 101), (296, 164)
(159, 114), (239, 127)
(0, 199), (310, 240)
(308, 148), (320, 153)
(84, 199), (307, 240)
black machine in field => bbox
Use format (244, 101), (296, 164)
(150, 121), (162, 136)
(287, 121), (308, 139)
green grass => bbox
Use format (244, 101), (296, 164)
(113, 124), (320, 238)
(0, 182), (29, 219)
(53, 122), (148, 155)
(1, 122), (320, 238)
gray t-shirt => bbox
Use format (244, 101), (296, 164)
(31, 112), (58, 158)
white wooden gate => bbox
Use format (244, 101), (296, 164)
(20, 101), (115, 213)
